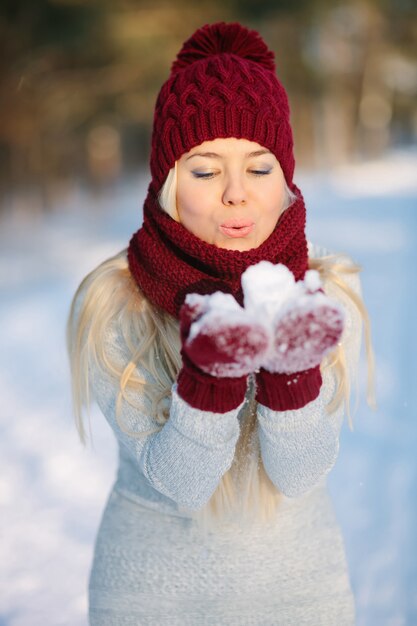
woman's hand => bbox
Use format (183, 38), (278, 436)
(241, 262), (344, 375)
(177, 291), (268, 412)
(263, 293), (344, 374)
(240, 261), (345, 411)
(180, 291), (271, 378)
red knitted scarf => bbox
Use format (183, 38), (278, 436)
(127, 183), (308, 319)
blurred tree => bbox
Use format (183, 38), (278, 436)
(0, 0), (106, 207)
(0, 0), (415, 213)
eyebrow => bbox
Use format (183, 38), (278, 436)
(186, 149), (273, 161)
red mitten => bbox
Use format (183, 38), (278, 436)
(256, 291), (344, 410)
(177, 292), (271, 413)
(184, 292), (271, 377)
(263, 291), (345, 374)
(240, 262), (344, 411)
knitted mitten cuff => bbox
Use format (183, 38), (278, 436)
(255, 365), (322, 411)
(177, 357), (248, 413)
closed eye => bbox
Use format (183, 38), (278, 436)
(192, 170), (272, 179)
(251, 170), (272, 177)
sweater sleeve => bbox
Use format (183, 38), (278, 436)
(89, 323), (243, 511)
(256, 251), (363, 497)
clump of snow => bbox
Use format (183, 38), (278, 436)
(184, 261), (344, 376)
(242, 261), (297, 318)
(304, 269), (322, 292)
(186, 291), (243, 342)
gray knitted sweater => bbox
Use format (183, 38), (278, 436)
(87, 242), (362, 625)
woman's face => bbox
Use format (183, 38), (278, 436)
(176, 137), (287, 251)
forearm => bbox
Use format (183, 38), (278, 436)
(92, 362), (243, 511)
(257, 390), (339, 497)
(138, 384), (242, 510)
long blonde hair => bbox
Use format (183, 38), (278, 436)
(67, 166), (376, 531)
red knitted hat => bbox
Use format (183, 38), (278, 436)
(149, 21), (295, 192)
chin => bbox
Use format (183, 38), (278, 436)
(217, 239), (259, 252)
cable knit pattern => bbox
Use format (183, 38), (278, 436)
(87, 242), (362, 625)
(149, 22), (295, 191)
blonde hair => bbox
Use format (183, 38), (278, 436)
(67, 166), (376, 532)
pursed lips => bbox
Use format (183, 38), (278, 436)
(219, 219), (255, 238)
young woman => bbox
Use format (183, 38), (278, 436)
(67, 21), (375, 626)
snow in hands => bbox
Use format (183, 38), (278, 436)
(181, 261), (345, 378)
(242, 262), (345, 373)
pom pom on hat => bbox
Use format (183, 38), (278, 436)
(171, 21), (276, 75)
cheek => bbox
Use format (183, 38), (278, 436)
(262, 188), (285, 219)
(263, 177), (286, 216)
(177, 185), (200, 217)
(262, 205), (282, 235)
(178, 197), (206, 218)
(176, 184), (214, 231)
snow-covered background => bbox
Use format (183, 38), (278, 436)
(1, 148), (416, 625)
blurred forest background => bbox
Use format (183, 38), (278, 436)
(0, 0), (416, 216)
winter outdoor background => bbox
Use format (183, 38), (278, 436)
(2, 148), (417, 626)
(1, 2), (417, 626)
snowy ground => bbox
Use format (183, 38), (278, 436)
(1, 148), (416, 626)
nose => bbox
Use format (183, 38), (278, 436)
(222, 174), (247, 206)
